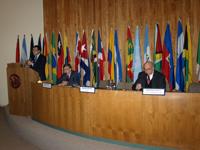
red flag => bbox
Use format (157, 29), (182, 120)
(98, 31), (105, 80)
(16, 35), (20, 63)
(74, 32), (81, 74)
(57, 32), (64, 79)
(162, 24), (175, 91)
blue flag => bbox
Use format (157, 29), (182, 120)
(175, 20), (185, 92)
(162, 24), (175, 91)
(114, 30), (122, 85)
(133, 26), (142, 83)
(21, 35), (28, 64)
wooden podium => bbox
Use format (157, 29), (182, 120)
(7, 63), (39, 116)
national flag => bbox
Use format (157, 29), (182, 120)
(38, 33), (42, 52)
(175, 20), (185, 92)
(90, 30), (98, 87)
(43, 33), (50, 80)
(108, 30), (115, 81)
(29, 34), (34, 61)
(74, 32), (81, 75)
(133, 26), (142, 83)
(15, 35), (20, 63)
(162, 24), (175, 91)
(154, 24), (163, 72)
(183, 24), (193, 92)
(144, 24), (151, 63)
(114, 30), (122, 85)
(21, 35), (28, 64)
(51, 32), (57, 84)
(97, 30), (106, 81)
(196, 32), (200, 82)
(57, 32), (64, 79)
(80, 31), (90, 86)
(126, 26), (134, 83)
(63, 33), (71, 65)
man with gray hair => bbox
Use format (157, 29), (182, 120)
(132, 61), (166, 91)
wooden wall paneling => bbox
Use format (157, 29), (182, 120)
(44, 0), (200, 82)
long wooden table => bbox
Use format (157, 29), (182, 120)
(32, 83), (200, 150)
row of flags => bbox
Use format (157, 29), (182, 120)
(15, 21), (200, 92)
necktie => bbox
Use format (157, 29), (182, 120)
(34, 56), (37, 63)
(66, 74), (70, 81)
(147, 75), (150, 85)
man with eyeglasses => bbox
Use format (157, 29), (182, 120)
(132, 61), (166, 91)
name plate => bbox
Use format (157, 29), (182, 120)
(80, 86), (95, 93)
(143, 88), (165, 96)
(42, 82), (52, 89)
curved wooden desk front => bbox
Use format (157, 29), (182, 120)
(32, 83), (200, 150)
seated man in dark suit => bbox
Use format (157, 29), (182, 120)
(57, 64), (80, 86)
(27, 45), (46, 81)
(132, 61), (166, 91)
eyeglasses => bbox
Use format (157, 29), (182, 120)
(144, 68), (152, 71)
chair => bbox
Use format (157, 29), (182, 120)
(99, 80), (109, 89)
(124, 82), (133, 90)
(188, 82), (200, 93)
(116, 82), (133, 90)
(116, 82), (125, 90)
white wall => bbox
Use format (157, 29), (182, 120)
(0, 0), (44, 106)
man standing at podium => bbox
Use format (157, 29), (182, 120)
(132, 61), (166, 91)
(27, 45), (46, 81)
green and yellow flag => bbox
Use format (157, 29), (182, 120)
(90, 30), (98, 87)
(126, 26), (134, 83)
(154, 24), (163, 72)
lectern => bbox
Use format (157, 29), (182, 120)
(7, 63), (39, 116)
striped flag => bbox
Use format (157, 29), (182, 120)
(108, 30), (115, 81)
(74, 32), (81, 75)
(114, 30), (122, 85)
(196, 32), (200, 82)
(126, 26), (134, 83)
(97, 30), (105, 81)
(90, 30), (98, 87)
(144, 24), (151, 63)
(43, 33), (50, 80)
(21, 35), (28, 64)
(162, 24), (175, 91)
(175, 20), (185, 92)
(133, 26), (142, 83)
(51, 32), (57, 84)
(184, 23), (193, 92)
(80, 31), (90, 86)
(15, 35), (20, 63)
(154, 24), (162, 72)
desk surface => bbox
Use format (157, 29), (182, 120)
(32, 83), (200, 150)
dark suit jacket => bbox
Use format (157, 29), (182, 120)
(56, 71), (80, 86)
(132, 70), (166, 90)
(31, 54), (46, 81)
